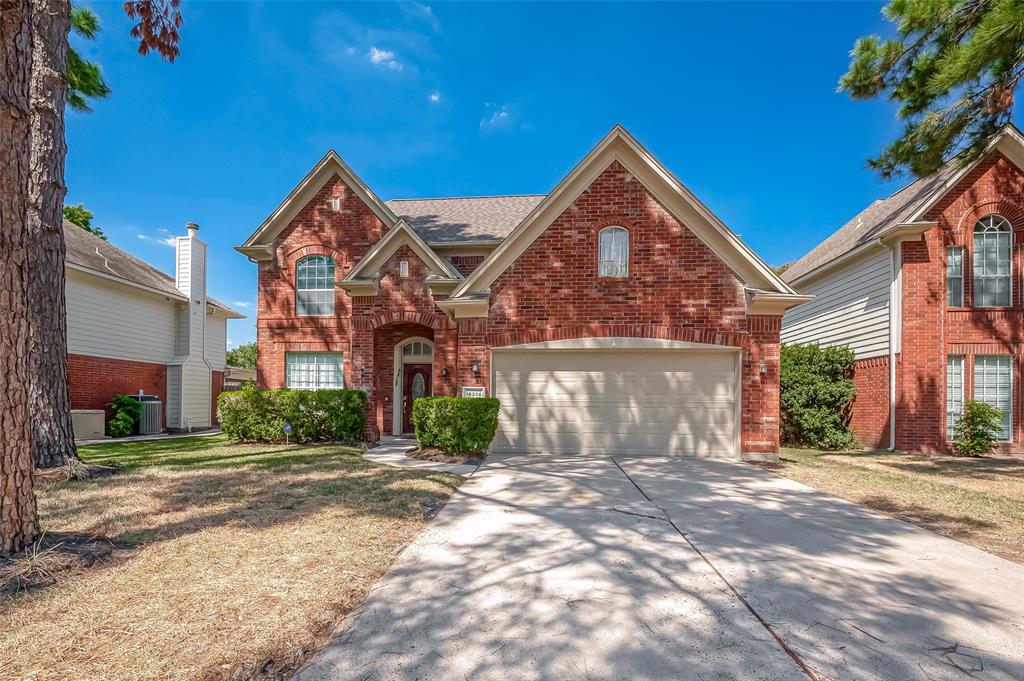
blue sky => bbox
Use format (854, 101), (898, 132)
(69, 1), (910, 347)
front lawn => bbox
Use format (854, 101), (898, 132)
(771, 449), (1024, 563)
(0, 435), (462, 680)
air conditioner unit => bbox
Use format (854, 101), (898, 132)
(138, 395), (162, 435)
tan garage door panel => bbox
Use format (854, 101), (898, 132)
(492, 350), (738, 457)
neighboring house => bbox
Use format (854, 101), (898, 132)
(782, 125), (1024, 455)
(65, 221), (245, 433)
(237, 126), (809, 458)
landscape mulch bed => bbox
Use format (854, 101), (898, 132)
(407, 447), (484, 466)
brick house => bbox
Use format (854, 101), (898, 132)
(782, 125), (1024, 455)
(66, 221), (244, 434)
(237, 126), (809, 458)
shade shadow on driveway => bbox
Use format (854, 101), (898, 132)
(297, 455), (1024, 681)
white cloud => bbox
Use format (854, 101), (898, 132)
(429, 91), (441, 103)
(137, 229), (177, 248)
(232, 301), (253, 309)
(480, 102), (514, 132)
(368, 46), (402, 70)
(226, 338), (234, 347)
(401, 3), (441, 33)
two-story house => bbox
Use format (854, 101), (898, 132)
(782, 125), (1024, 455)
(237, 126), (809, 459)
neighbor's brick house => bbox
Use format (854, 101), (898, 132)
(238, 126), (809, 458)
(782, 126), (1024, 455)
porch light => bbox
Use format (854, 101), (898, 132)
(440, 367), (450, 377)
(470, 361), (480, 374)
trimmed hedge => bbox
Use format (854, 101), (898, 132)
(217, 385), (367, 443)
(780, 343), (859, 450)
(412, 396), (500, 456)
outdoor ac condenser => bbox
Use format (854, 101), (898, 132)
(138, 395), (162, 435)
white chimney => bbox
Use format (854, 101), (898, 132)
(176, 221), (207, 302)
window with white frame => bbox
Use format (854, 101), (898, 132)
(286, 352), (343, 389)
(972, 215), (1012, 307)
(598, 226), (629, 278)
(946, 246), (964, 307)
(974, 355), (1012, 442)
(401, 340), (432, 359)
(296, 255), (335, 316)
(946, 355), (964, 441)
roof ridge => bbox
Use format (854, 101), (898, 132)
(387, 193), (546, 202)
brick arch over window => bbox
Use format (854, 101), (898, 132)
(282, 244), (345, 281)
(944, 201), (1023, 309)
(355, 310), (454, 331)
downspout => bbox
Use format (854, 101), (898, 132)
(888, 244), (900, 451)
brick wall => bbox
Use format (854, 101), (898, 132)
(849, 356), (891, 450)
(68, 353), (167, 425)
(898, 153), (1024, 453)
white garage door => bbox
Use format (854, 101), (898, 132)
(491, 345), (739, 457)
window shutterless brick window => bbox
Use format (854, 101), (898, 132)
(972, 215), (1012, 307)
(296, 255), (335, 316)
(946, 355), (964, 441)
(598, 226), (628, 277)
(946, 246), (964, 307)
(286, 352), (343, 389)
(974, 355), (1012, 442)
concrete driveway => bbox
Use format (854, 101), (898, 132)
(297, 456), (1024, 681)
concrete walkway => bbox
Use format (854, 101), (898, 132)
(76, 427), (222, 446)
(362, 437), (479, 475)
(297, 455), (1024, 681)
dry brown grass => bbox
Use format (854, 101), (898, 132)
(772, 449), (1024, 563)
(0, 436), (461, 681)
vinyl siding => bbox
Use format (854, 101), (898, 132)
(781, 248), (892, 359)
(205, 314), (227, 371)
(65, 268), (177, 363)
(166, 365), (182, 428)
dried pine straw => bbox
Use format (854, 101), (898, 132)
(0, 437), (461, 681)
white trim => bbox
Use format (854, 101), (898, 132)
(238, 150), (399, 257)
(971, 214), (1014, 308)
(341, 219), (462, 283)
(450, 125), (800, 301)
(491, 337), (742, 352)
(392, 336), (434, 436)
(295, 254), (336, 317)
(974, 354), (1014, 444)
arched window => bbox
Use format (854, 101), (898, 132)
(973, 215), (1012, 307)
(598, 226), (629, 278)
(296, 255), (335, 316)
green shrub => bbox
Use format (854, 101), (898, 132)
(952, 400), (1004, 457)
(107, 394), (142, 438)
(780, 343), (859, 450)
(412, 397), (500, 456)
(217, 384), (367, 443)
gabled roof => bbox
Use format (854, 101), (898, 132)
(64, 221), (244, 318)
(783, 125), (1024, 284)
(450, 125), (800, 301)
(387, 195), (545, 244)
(342, 219), (462, 283)
(237, 150), (399, 259)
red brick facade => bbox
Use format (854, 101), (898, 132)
(256, 160), (785, 454)
(68, 353), (167, 425)
(846, 153), (1023, 454)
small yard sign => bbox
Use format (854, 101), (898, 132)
(461, 386), (486, 398)
(283, 422), (292, 444)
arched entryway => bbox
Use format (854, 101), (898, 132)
(393, 336), (434, 435)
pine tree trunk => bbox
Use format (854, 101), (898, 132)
(27, 0), (76, 469)
(0, 0), (41, 554)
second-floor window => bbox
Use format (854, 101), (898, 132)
(296, 255), (335, 316)
(598, 226), (629, 278)
(973, 215), (1011, 307)
(946, 246), (964, 307)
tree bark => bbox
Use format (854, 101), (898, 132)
(27, 0), (77, 469)
(0, 0), (41, 554)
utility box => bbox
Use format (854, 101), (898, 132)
(71, 410), (105, 440)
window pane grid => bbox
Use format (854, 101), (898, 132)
(946, 247), (963, 307)
(946, 356), (964, 441)
(286, 352), (343, 390)
(974, 355), (1012, 442)
(598, 227), (628, 278)
(972, 216), (1011, 307)
(296, 255), (335, 316)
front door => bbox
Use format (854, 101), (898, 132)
(402, 364), (431, 434)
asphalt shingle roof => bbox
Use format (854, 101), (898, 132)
(782, 161), (962, 282)
(386, 195), (545, 243)
(63, 220), (240, 314)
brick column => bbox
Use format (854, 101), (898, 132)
(741, 315), (781, 458)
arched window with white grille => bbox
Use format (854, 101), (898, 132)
(972, 215), (1012, 307)
(296, 255), (335, 316)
